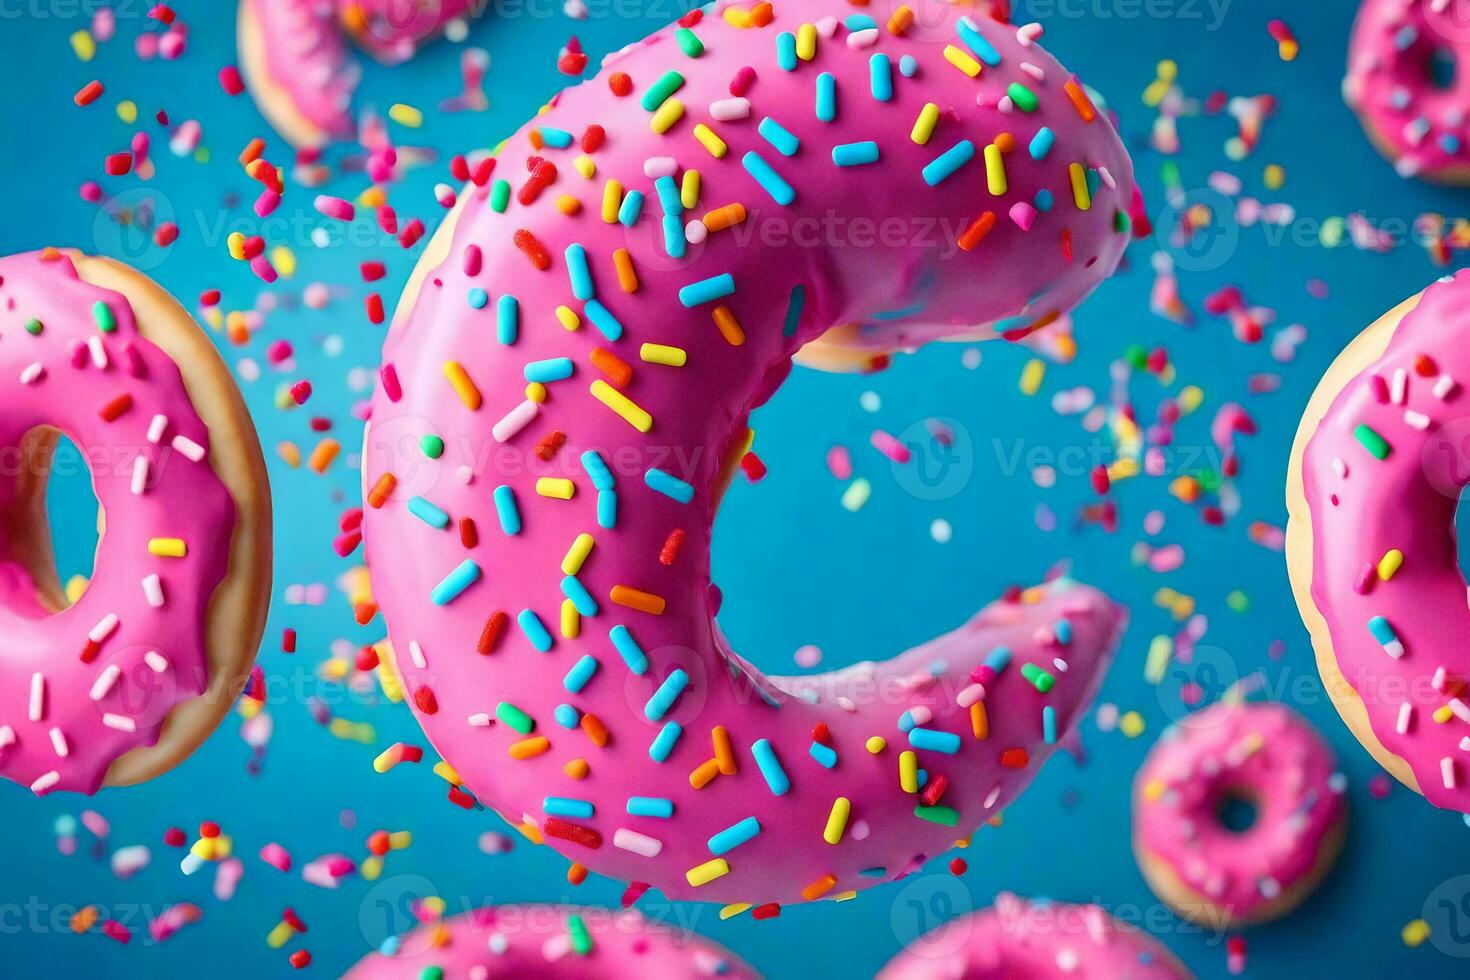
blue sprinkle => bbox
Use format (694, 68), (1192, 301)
(958, 16), (1002, 65)
(544, 796), (593, 818)
(627, 796), (674, 818)
(597, 489), (618, 529)
(844, 14), (876, 30)
(518, 609), (553, 652)
(554, 704), (580, 729)
(759, 116), (801, 156)
(563, 655), (599, 693)
(908, 727), (961, 754)
(870, 53), (893, 101)
(751, 739), (790, 795)
(1029, 126), (1055, 160)
(1055, 619), (1073, 645)
(561, 575), (599, 616)
(1033, 188), (1054, 212)
(649, 721), (682, 762)
(538, 127), (574, 148)
(645, 669), (690, 721)
(663, 215), (687, 259)
(832, 141), (879, 166)
(565, 243), (594, 300)
(646, 467), (695, 503)
(496, 294), (519, 345)
(655, 175), (683, 215)
(430, 560), (481, 606)
(708, 816), (762, 855)
(679, 273), (736, 307)
(985, 646), (1013, 674)
(467, 287), (488, 309)
(922, 139), (975, 186)
(407, 496), (449, 529)
(816, 72), (836, 122)
(783, 283), (806, 336)
(618, 189), (645, 227)
(742, 151), (795, 206)
(897, 710), (918, 733)
(493, 485), (521, 535)
(584, 299), (623, 341)
(859, 867), (887, 878)
(582, 450), (615, 490)
(899, 54), (918, 77)
(777, 31), (797, 71)
(809, 741), (838, 768)
(524, 357), (574, 384)
(610, 625), (648, 674)
(1043, 705), (1058, 745)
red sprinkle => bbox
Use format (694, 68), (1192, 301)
(218, 66), (245, 95)
(413, 687), (439, 715)
(581, 125), (606, 152)
(478, 611), (508, 654)
(609, 72), (633, 96)
(543, 818), (602, 849)
(659, 528), (685, 566)
(99, 394), (133, 422)
(514, 229), (552, 270)
(74, 80), (104, 106)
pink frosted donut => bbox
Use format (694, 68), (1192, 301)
(237, 0), (476, 148)
(344, 905), (758, 978)
(361, 0), (1135, 905)
(1132, 702), (1347, 928)
(1287, 273), (1470, 812)
(877, 892), (1192, 979)
(1344, 0), (1470, 182)
(0, 249), (271, 795)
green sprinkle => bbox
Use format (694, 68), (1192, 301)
(1006, 82), (1038, 112)
(1123, 344), (1148, 369)
(914, 805), (959, 826)
(568, 913), (593, 955)
(1114, 209), (1131, 234)
(92, 301), (116, 333)
(490, 178), (511, 213)
(640, 70), (685, 112)
(675, 27), (704, 58)
(1226, 590), (1250, 613)
(24, 318), (43, 336)
(418, 968), (444, 980)
(496, 702), (534, 734)
(1020, 662), (1055, 693)
(1354, 423), (1391, 459)
(421, 435), (445, 459)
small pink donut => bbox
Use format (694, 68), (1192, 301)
(237, 0), (477, 148)
(1132, 702), (1347, 928)
(343, 905), (758, 978)
(877, 892), (1193, 980)
(0, 249), (271, 795)
(1287, 273), (1470, 812)
(1344, 0), (1470, 182)
(362, 0), (1136, 906)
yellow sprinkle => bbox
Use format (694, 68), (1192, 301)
(824, 797), (851, 844)
(1142, 778), (1167, 802)
(681, 169), (701, 210)
(1434, 705), (1454, 724)
(841, 478), (871, 512)
(536, 478), (575, 500)
(650, 98), (685, 134)
(574, 154), (596, 179)
(1402, 919), (1431, 947)
(64, 575), (89, 605)
(361, 855), (383, 881)
(389, 103), (423, 127)
(614, 248), (639, 293)
(723, 6), (752, 26)
(1119, 711), (1146, 738)
(70, 30), (96, 61)
(944, 45), (982, 78)
(562, 534), (596, 574)
(719, 904), (752, 920)
(227, 232), (247, 260)
(556, 195), (581, 215)
(147, 538), (187, 558)
(984, 143), (1007, 196)
(693, 123), (728, 158)
(443, 362), (482, 410)
(1020, 358), (1046, 395)
(911, 103), (939, 145)
(1378, 549), (1404, 581)
(640, 343), (687, 367)
(526, 382), (548, 403)
(865, 736), (886, 754)
(271, 245), (296, 278)
(266, 921), (295, 948)
(561, 599), (581, 639)
(432, 761), (461, 785)
(116, 100), (137, 124)
(899, 750), (918, 793)
(590, 380), (653, 432)
(1069, 162), (1092, 210)
(359, 186), (387, 208)
(556, 305), (581, 331)
(686, 858), (730, 886)
(601, 180), (623, 223)
(1264, 163), (1285, 190)
(796, 22), (817, 60)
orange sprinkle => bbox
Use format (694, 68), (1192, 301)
(613, 248), (639, 292)
(567, 862), (589, 885)
(1064, 80), (1097, 122)
(308, 439), (341, 473)
(443, 361), (483, 409)
(689, 758), (721, 789)
(887, 5), (913, 34)
(238, 138), (265, 166)
(712, 725), (737, 775)
(703, 203), (746, 232)
(970, 701), (988, 739)
(958, 212), (997, 252)
(367, 473), (397, 508)
(580, 712), (609, 747)
(589, 347), (634, 388)
(610, 585), (666, 615)
(712, 305), (745, 346)
(751, 1), (775, 23)
(994, 132), (1016, 153)
(801, 874), (838, 900)
(510, 736), (551, 759)
(564, 758), (590, 780)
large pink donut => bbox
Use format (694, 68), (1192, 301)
(1132, 702), (1346, 928)
(362, 0), (1135, 905)
(1344, 0), (1470, 182)
(344, 905), (758, 978)
(1288, 272), (1470, 812)
(877, 892), (1192, 979)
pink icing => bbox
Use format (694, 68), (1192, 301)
(877, 892), (1192, 980)
(244, 0), (361, 141)
(339, 0), (477, 63)
(362, 1), (1134, 904)
(1133, 702), (1346, 920)
(1344, 0), (1470, 178)
(344, 905), (758, 978)
(1299, 271), (1470, 811)
(0, 250), (236, 795)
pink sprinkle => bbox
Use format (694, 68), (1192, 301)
(871, 430), (910, 463)
(315, 195), (356, 222)
(218, 65), (245, 96)
(255, 189), (281, 218)
(260, 842), (293, 872)
(1008, 201), (1037, 230)
(266, 340), (294, 364)
(250, 255), (278, 284)
(826, 445), (852, 480)
(380, 365), (403, 402)
(730, 65), (756, 97)
(103, 920), (131, 944)
(794, 644), (822, 668)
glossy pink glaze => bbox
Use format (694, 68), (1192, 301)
(339, 0), (478, 63)
(0, 250), (235, 795)
(245, 0), (360, 141)
(344, 905), (758, 978)
(362, 0), (1134, 904)
(1300, 271), (1470, 812)
(1133, 702), (1345, 920)
(878, 892), (1191, 980)
(1344, 0), (1470, 178)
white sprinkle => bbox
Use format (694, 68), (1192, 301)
(612, 828), (662, 857)
(1391, 367), (1407, 404)
(492, 399), (539, 443)
(1017, 22), (1043, 45)
(1397, 701), (1414, 735)
(171, 435), (206, 462)
(0, 725), (12, 750)
(1331, 457), (1348, 479)
(28, 673), (44, 722)
(89, 613), (120, 644)
(31, 771), (60, 795)
(19, 362), (44, 384)
(102, 714), (136, 732)
(143, 650), (169, 673)
(983, 784), (1002, 808)
(49, 728), (68, 757)
(1444, 756), (1458, 790)
(845, 27), (879, 48)
(642, 156), (678, 179)
(90, 664), (122, 701)
(1434, 666), (1449, 690)
(408, 640), (427, 669)
(1434, 374), (1457, 400)
(1451, 699), (1470, 723)
(131, 456), (150, 495)
(142, 574), (165, 608)
(147, 414), (168, 444)
(468, 713), (492, 727)
(956, 683), (984, 708)
(1404, 410), (1430, 430)
(1020, 62), (1045, 82)
(708, 97), (750, 121)
(87, 335), (108, 369)
(1460, 736), (1470, 752)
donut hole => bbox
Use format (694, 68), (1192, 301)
(1214, 789), (1259, 834)
(3, 427), (102, 615)
(45, 434), (102, 588)
(1426, 46), (1459, 90)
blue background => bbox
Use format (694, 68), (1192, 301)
(4, 0), (1470, 975)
